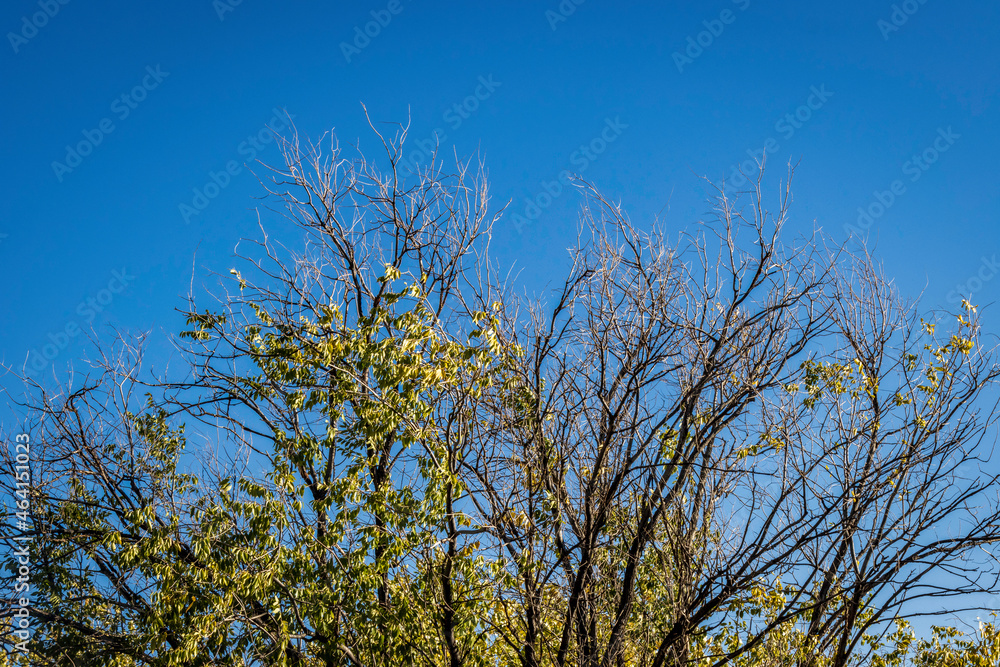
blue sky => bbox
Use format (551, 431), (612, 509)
(1, 0), (998, 386)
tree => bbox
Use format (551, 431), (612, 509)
(3, 122), (999, 666)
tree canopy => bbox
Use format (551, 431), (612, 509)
(3, 126), (1000, 667)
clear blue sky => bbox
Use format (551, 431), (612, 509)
(1, 0), (998, 384)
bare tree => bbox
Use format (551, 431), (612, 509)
(2, 124), (999, 667)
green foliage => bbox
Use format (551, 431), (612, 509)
(6, 166), (998, 667)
